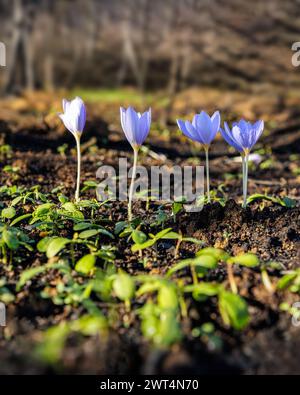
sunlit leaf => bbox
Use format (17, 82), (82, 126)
(75, 254), (96, 275)
(46, 237), (70, 258)
(218, 291), (249, 330)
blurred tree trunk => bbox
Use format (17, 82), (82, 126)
(117, 20), (144, 91)
(43, 54), (54, 91)
(139, 0), (151, 94)
(117, 0), (148, 95)
(162, 1), (182, 125)
(4, 0), (35, 93)
(41, 0), (55, 91)
(64, 0), (97, 88)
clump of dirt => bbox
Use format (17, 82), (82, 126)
(179, 200), (300, 269)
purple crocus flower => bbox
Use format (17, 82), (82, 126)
(58, 97), (86, 202)
(120, 107), (151, 222)
(177, 111), (221, 203)
(120, 107), (151, 148)
(59, 96), (86, 136)
(177, 111), (220, 147)
(220, 119), (264, 154)
(220, 119), (264, 208)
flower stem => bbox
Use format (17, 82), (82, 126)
(75, 133), (81, 202)
(205, 147), (210, 203)
(128, 147), (139, 222)
(174, 234), (182, 259)
(242, 153), (249, 208)
(179, 295), (188, 318)
(227, 262), (238, 294)
(242, 155), (245, 206)
(191, 264), (198, 285)
(261, 269), (274, 294)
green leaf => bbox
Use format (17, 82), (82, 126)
(10, 213), (32, 227)
(131, 238), (156, 252)
(70, 315), (107, 335)
(194, 255), (217, 268)
(158, 309), (182, 346)
(139, 302), (160, 341)
(277, 272), (298, 290)
(196, 247), (228, 261)
(78, 228), (114, 240)
(185, 282), (220, 297)
(281, 197), (296, 208)
(34, 203), (54, 217)
(37, 237), (52, 253)
(113, 272), (135, 301)
(73, 222), (91, 231)
(62, 202), (77, 212)
(157, 285), (178, 310)
(11, 196), (23, 206)
(161, 231), (180, 240)
(83, 180), (98, 187)
(182, 237), (203, 245)
(155, 210), (168, 225)
(218, 291), (249, 330)
(97, 228), (114, 239)
(35, 323), (70, 364)
(58, 195), (68, 204)
(1, 207), (16, 219)
(246, 194), (296, 208)
(59, 208), (84, 220)
(46, 237), (70, 258)
(132, 230), (147, 244)
(228, 253), (259, 268)
(172, 202), (183, 216)
(75, 254), (96, 275)
(154, 228), (173, 239)
(3, 228), (19, 250)
(167, 255), (217, 277)
(16, 262), (70, 292)
(16, 265), (48, 291)
(136, 281), (162, 297)
(114, 221), (128, 235)
(78, 229), (99, 239)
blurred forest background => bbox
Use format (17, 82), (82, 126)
(0, 0), (300, 131)
(0, 0), (300, 94)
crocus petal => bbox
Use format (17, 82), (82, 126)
(72, 97), (86, 133)
(232, 125), (248, 150)
(251, 120), (264, 148)
(62, 99), (71, 113)
(120, 107), (151, 147)
(185, 121), (201, 142)
(136, 109), (151, 145)
(137, 111), (150, 145)
(195, 111), (213, 144)
(179, 110), (220, 145)
(220, 122), (243, 153)
(177, 119), (189, 135)
(59, 113), (75, 135)
(177, 119), (197, 141)
(221, 119), (264, 153)
(120, 107), (126, 134)
(211, 111), (221, 136)
(142, 108), (151, 142)
(125, 107), (139, 144)
(77, 102), (86, 132)
(191, 115), (205, 144)
(59, 97), (86, 136)
(236, 119), (252, 148)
